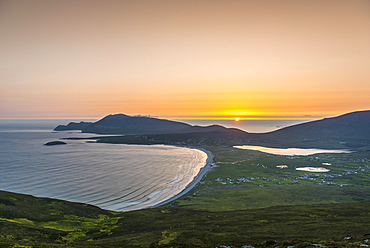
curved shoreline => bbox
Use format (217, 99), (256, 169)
(101, 145), (214, 212)
(150, 147), (214, 209)
(3, 132), (214, 212)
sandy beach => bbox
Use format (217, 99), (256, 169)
(106, 146), (214, 212)
(150, 147), (214, 208)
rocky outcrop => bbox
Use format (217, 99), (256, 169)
(44, 141), (67, 146)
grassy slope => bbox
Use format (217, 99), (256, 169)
(1, 190), (370, 247)
(1, 147), (369, 247)
(0, 190), (123, 247)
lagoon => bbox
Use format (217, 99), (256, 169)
(233, 145), (352, 156)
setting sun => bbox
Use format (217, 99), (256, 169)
(234, 118), (240, 122)
(0, 0), (369, 120)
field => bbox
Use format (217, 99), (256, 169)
(169, 147), (370, 210)
(0, 146), (369, 247)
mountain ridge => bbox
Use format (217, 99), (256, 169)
(55, 110), (370, 149)
(261, 110), (370, 145)
(55, 113), (236, 134)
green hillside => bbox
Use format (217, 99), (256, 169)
(170, 147), (370, 210)
(1, 190), (370, 247)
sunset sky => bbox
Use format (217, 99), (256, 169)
(1, 0), (369, 119)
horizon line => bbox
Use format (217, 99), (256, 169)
(0, 116), (321, 121)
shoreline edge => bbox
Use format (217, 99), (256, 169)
(150, 146), (214, 209)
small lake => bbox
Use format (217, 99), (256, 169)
(233, 145), (352, 156)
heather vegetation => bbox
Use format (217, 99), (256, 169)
(1, 189), (370, 247)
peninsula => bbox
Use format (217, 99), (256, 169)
(58, 110), (370, 150)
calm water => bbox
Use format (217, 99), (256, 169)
(178, 119), (311, 133)
(0, 119), (311, 211)
(0, 120), (207, 211)
(234, 145), (352, 156)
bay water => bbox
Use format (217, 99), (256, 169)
(0, 119), (306, 211)
(0, 120), (207, 211)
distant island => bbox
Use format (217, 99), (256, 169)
(44, 141), (67, 146)
(57, 110), (370, 150)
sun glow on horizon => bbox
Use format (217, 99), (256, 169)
(0, 0), (369, 119)
(162, 114), (320, 121)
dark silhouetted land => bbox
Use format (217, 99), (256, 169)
(57, 110), (370, 149)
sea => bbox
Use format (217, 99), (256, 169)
(178, 119), (311, 133)
(0, 119), (308, 211)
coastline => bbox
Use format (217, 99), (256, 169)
(1, 127), (215, 212)
(150, 146), (214, 209)
(99, 145), (214, 212)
